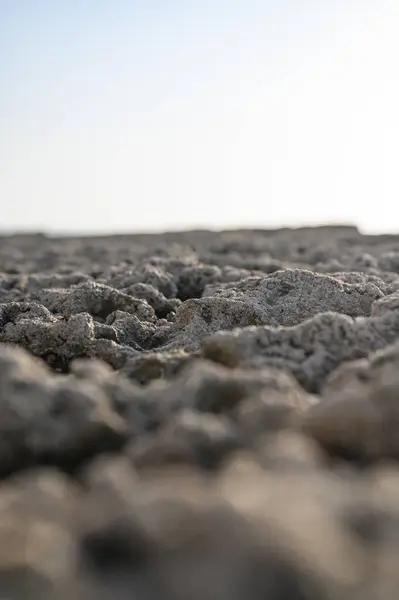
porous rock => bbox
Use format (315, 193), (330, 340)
(301, 342), (399, 461)
(207, 268), (383, 326)
(203, 307), (399, 392)
(2, 227), (399, 599)
(34, 281), (155, 322)
(0, 345), (129, 475)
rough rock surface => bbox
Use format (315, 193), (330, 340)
(2, 226), (399, 598)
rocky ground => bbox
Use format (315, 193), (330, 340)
(2, 225), (399, 599)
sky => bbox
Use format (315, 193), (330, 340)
(1, 0), (399, 234)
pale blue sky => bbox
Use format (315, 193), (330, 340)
(1, 0), (398, 233)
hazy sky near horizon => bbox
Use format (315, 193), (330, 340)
(1, 0), (399, 233)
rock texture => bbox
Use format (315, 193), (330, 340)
(1, 226), (399, 598)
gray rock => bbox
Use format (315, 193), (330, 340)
(210, 269), (383, 326)
(235, 388), (316, 439)
(203, 308), (399, 392)
(170, 295), (266, 348)
(256, 430), (326, 471)
(129, 409), (242, 472)
(34, 281), (155, 322)
(371, 291), (399, 316)
(324, 271), (399, 295)
(302, 342), (399, 461)
(105, 264), (178, 298)
(176, 264), (222, 300)
(69, 357), (147, 438)
(165, 269), (383, 351)
(379, 251), (399, 273)
(1, 306), (96, 366)
(0, 468), (78, 600)
(86, 338), (140, 370)
(122, 282), (181, 318)
(0, 345), (128, 474)
(26, 377), (128, 469)
(166, 359), (314, 415)
(4, 227), (399, 598)
(76, 465), (368, 600)
(105, 310), (158, 349)
(121, 348), (196, 385)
